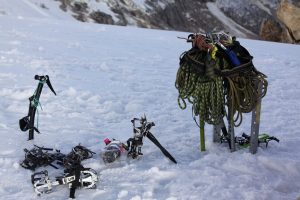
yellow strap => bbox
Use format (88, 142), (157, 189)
(210, 45), (218, 59)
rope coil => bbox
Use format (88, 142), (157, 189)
(176, 48), (225, 126)
(175, 40), (268, 127)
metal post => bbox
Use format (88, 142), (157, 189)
(228, 101), (236, 152)
(213, 118), (226, 143)
(249, 82), (263, 154)
(213, 123), (221, 143)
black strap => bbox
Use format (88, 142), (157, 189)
(68, 165), (82, 199)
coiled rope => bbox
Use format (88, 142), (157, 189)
(175, 47), (268, 127)
(224, 68), (268, 126)
(175, 48), (225, 126)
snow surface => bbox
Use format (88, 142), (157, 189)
(0, 0), (75, 20)
(0, 2), (300, 200)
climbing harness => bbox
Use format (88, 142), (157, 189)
(21, 144), (97, 199)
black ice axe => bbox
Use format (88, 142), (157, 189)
(19, 75), (56, 140)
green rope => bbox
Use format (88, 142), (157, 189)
(175, 48), (225, 126)
(175, 47), (268, 127)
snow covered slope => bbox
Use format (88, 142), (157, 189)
(0, 0), (280, 39)
(0, 4), (300, 200)
(0, 0), (74, 20)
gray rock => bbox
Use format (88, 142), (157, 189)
(54, 0), (299, 44)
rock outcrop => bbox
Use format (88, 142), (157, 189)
(54, 0), (299, 44)
(277, 0), (300, 43)
(259, 18), (294, 43)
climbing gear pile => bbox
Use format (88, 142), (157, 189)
(175, 31), (271, 152)
(19, 75), (56, 140)
(63, 145), (96, 171)
(127, 115), (177, 164)
(100, 116), (178, 164)
(176, 31), (268, 127)
(31, 168), (98, 197)
(20, 145), (65, 170)
(20, 144), (98, 199)
(60, 145), (97, 199)
(18, 75), (176, 198)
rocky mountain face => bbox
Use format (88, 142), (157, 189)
(276, 0), (300, 42)
(55, 0), (299, 43)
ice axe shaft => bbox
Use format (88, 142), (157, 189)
(146, 132), (177, 164)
